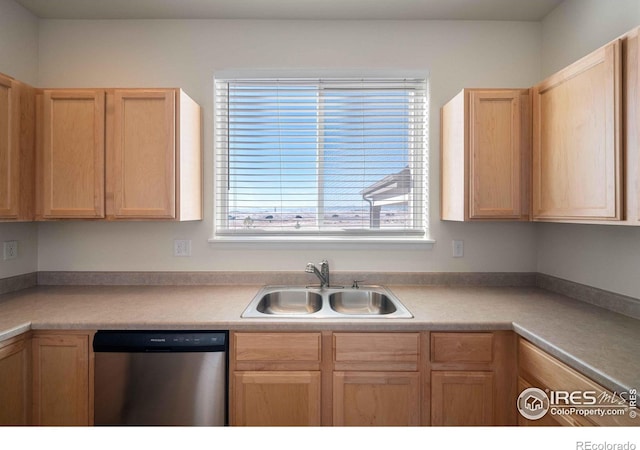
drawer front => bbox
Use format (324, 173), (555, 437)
(333, 333), (419, 371)
(431, 332), (493, 363)
(233, 333), (321, 370)
(519, 338), (598, 393)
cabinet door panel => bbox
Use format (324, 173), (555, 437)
(431, 371), (494, 426)
(109, 90), (175, 218)
(333, 371), (420, 426)
(533, 40), (622, 220)
(0, 336), (30, 425)
(233, 371), (321, 426)
(32, 333), (91, 426)
(469, 91), (522, 218)
(0, 75), (18, 218)
(40, 90), (105, 218)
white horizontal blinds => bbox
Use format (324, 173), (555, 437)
(215, 78), (427, 235)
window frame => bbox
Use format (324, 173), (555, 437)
(212, 76), (431, 243)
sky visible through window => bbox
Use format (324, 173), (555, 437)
(220, 80), (423, 232)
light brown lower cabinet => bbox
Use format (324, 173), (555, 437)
(31, 331), (93, 426)
(518, 338), (638, 427)
(230, 331), (520, 427)
(333, 371), (420, 426)
(427, 331), (517, 426)
(517, 376), (587, 426)
(233, 371), (321, 426)
(431, 371), (494, 426)
(0, 333), (31, 425)
(332, 332), (421, 426)
(230, 332), (323, 426)
(4, 329), (632, 427)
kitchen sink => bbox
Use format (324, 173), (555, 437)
(256, 290), (323, 315)
(329, 290), (397, 315)
(242, 285), (413, 319)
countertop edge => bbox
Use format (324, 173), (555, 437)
(511, 323), (632, 394)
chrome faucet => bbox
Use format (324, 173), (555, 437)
(305, 260), (330, 289)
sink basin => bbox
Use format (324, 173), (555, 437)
(241, 285), (412, 319)
(256, 290), (322, 315)
(329, 290), (397, 315)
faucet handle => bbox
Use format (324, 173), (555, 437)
(352, 280), (364, 289)
(305, 263), (316, 273)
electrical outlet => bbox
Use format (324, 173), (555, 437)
(452, 240), (464, 258)
(174, 239), (191, 257)
(3, 241), (18, 260)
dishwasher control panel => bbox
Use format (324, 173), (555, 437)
(93, 330), (228, 352)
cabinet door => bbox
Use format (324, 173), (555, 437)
(0, 74), (19, 218)
(533, 40), (622, 220)
(39, 90), (105, 218)
(232, 371), (321, 426)
(0, 335), (30, 425)
(431, 371), (494, 426)
(441, 89), (529, 221)
(32, 333), (91, 426)
(469, 90), (523, 219)
(108, 89), (176, 219)
(630, 30), (640, 223)
(333, 371), (420, 426)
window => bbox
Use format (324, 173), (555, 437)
(214, 77), (428, 239)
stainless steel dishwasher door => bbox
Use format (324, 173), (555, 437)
(94, 331), (227, 426)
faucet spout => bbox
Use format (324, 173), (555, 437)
(305, 260), (330, 288)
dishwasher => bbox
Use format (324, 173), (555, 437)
(93, 330), (228, 426)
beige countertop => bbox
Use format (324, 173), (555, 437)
(0, 284), (638, 394)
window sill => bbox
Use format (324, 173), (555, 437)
(208, 235), (435, 249)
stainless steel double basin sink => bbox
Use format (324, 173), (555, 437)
(241, 285), (413, 319)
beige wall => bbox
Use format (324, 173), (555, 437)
(542, 0), (640, 77)
(0, 0), (38, 279)
(0, 0), (38, 84)
(33, 19), (541, 273)
(537, 0), (640, 298)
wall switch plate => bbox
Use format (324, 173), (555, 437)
(3, 241), (18, 260)
(452, 240), (464, 258)
(174, 239), (192, 257)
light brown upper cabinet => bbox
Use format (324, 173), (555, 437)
(0, 73), (35, 222)
(106, 89), (202, 220)
(37, 88), (202, 221)
(532, 40), (623, 221)
(37, 89), (105, 219)
(629, 29), (640, 223)
(441, 89), (531, 221)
